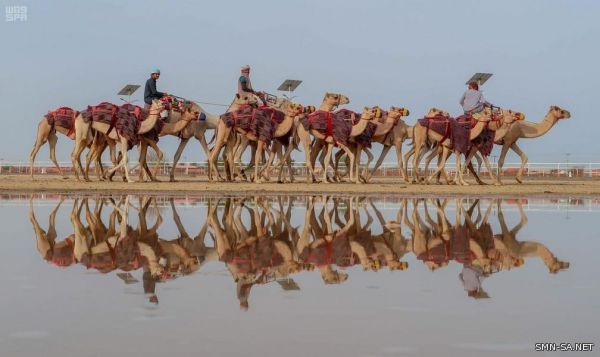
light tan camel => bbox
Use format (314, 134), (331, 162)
(460, 109), (525, 185)
(494, 105), (571, 184)
(70, 100), (164, 182)
(411, 109), (493, 185)
(134, 106), (200, 182)
(71, 100), (196, 182)
(29, 112), (75, 179)
(289, 93), (349, 182)
(240, 103), (305, 183)
(161, 101), (222, 182)
(301, 107), (377, 183)
(206, 94), (258, 181)
(349, 106), (410, 183)
(356, 107), (413, 182)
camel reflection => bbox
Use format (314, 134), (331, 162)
(30, 195), (569, 308)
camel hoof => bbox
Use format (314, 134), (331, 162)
(515, 177), (523, 184)
(493, 182), (502, 186)
(277, 180), (284, 184)
(169, 177), (177, 182)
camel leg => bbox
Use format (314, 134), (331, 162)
(496, 143), (512, 185)
(361, 147), (373, 182)
(296, 127), (316, 183)
(480, 153), (500, 185)
(253, 141), (264, 183)
(337, 143), (356, 183)
(70, 127), (90, 182)
(426, 146), (451, 184)
(403, 145), (415, 183)
(321, 143), (334, 183)
(454, 150), (469, 186)
(46, 132), (65, 178)
(107, 138), (133, 183)
(366, 145), (390, 182)
(170, 138), (190, 182)
(511, 143), (528, 184)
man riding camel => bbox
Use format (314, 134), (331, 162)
(459, 81), (493, 115)
(238, 65), (264, 106)
(144, 69), (168, 110)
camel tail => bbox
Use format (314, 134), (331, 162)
(208, 132), (216, 145)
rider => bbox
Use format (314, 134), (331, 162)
(238, 65), (264, 106)
(460, 81), (493, 115)
(144, 69), (168, 110)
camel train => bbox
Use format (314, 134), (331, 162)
(30, 195), (569, 308)
(30, 92), (571, 185)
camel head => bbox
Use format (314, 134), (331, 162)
(426, 107), (449, 117)
(180, 104), (200, 122)
(323, 92), (350, 107)
(303, 105), (316, 114)
(498, 109), (525, 125)
(549, 105), (571, 120)
(234, 93), (258, 106)
(388, 106), (410, 118)
(321, 268), (349, 285)
(149, 99), (165, 113)
(360, 106), (378, 121)
(286, 102), (305, 117)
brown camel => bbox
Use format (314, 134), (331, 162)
(297, 107), (377, 183)
(346, 106), (410, 183)
(494, 105), (571, 184)
(411, 109), (494, 185)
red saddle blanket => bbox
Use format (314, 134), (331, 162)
(45, 106), (79, 135)
(299, 233), (355, 268)
(121, 103), (164, 143)
(79, 226), (142, 273)
(81, 102), (118, 125)
(220, 106), (275, 143)
(457, 115), (495, 156)
(298, 110), (352, 146)
(417, 115), (471, 155)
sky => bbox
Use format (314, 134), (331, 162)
(0, 0), (598, 164)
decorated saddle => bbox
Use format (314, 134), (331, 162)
(121, 103), (164, 143)
(220, 105), (275, 143)
(45, 106), (79, 136)
(344, 109), (378, 149)
(417, 114), (472, 155)
(161, 95), (192, 112)
(79, 226), (142, 273)
(298, 109), (352, 146)
(81, 102), (118, 125)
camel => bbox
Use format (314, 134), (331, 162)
(494, 105), (571, 184)
(296, 107), (377, 183)
(29, 109), (77, 179)
(134, 105), (201, 182)
(160, 101), (222, 182)
(343, 106), (411, 183)
(226, 102), (305, 183)
(206, 94), (259, 181)
(72, 100), (198, 183)
(410, 108), (494, 185)
(493, 200), (569, 273)
(354, 107), (412, 182)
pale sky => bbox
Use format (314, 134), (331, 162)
(1, 0), (598, 163)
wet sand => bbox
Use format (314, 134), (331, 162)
(1, 175), (599, 196)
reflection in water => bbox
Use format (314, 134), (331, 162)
(29, 196), (569, 309)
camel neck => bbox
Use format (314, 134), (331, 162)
(519, 113), (559, 139)
(138, 113), (159, 134)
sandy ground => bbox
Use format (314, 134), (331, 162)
(1, 175), (600, 196)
